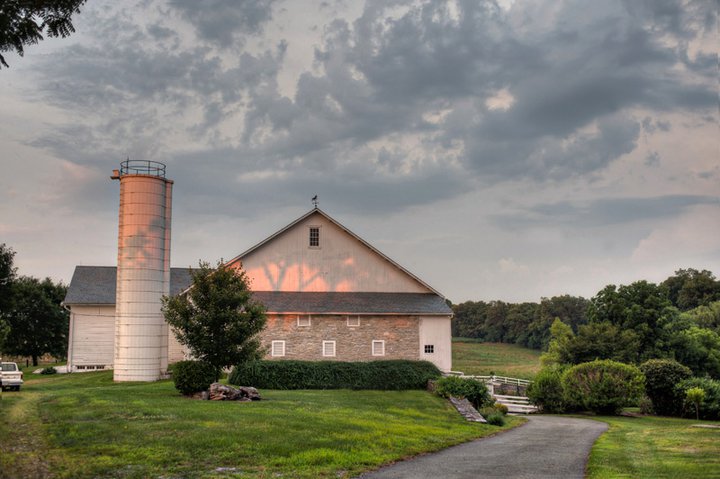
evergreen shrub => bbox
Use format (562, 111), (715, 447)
(638, 396), (655, 415)
(527, 366), (567, 413)
(434, 375), (492, 409)
(172, 360), (217, 395)
(562, 359), (644, 415)
(478, 403), (508, 418)
(640, 359), (692, 416)
(493, 403), (509, 415)
(229, 360), (441, 390)
(485, 412), (505, 426)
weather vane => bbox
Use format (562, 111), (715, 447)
(312, 195), (319, 208)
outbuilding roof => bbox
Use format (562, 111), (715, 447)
(63, 266), (195, 305)
(63, 266), (452, 316)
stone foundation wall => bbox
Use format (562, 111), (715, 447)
(259, 314), (420, 362)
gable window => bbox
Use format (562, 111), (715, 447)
(297, 315), (311, 327)
(347, 316), (360, 327)
(323, 340), (336, 357)
(424, 344), (435, 354)
(309, 226), (320, 248)
(372, 340), (385, 356)
(271, 340), (286, 357)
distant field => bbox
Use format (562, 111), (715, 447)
(451, 339), (542, 379)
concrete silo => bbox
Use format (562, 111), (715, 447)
(111, 160), (173, 382)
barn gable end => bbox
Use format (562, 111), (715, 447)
(227, 209), (438, 295)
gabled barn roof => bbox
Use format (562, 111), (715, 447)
(63, 267), (452, 315)
(254, 291), (451, 315)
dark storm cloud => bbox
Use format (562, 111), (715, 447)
(623, 0), (717, 39)
(493, 195), (720, 230)
(168, 143), (469, 217)
(34, 32), (285, 118)
(461, 113), (641, 180)
(24, 0), (718, 218)
(29, 2), (288, 177)
(170, 0), (277, 45)
(242, 0), (715, 184)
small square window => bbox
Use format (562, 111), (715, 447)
(424, 344), (435, 354)
(323, 340), (336, 357)
(272, 340), (286, 357)
(309, 227), (320, 247)
(297, 316), (311, 327)
(372, 340), (385, 356)
(347, 316), (360, 327)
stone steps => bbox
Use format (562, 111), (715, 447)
(493, 394), (538, 414)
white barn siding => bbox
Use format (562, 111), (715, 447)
(168, 328), (186, 364)
(68, 305), (115, 370)
(239, 212), (430, 293)
(418, 316), (452, 372)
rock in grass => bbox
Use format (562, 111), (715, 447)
(209, 383), (261, 401)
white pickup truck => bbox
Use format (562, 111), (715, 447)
(0, 361), (24, 391)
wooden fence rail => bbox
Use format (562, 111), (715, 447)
(446, 371), (532, 387)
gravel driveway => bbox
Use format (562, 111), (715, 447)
(357, 415), (608, 479)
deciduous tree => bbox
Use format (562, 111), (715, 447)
(541, 319), (574, 366)
(0, 0), (87, 68)
(686, 387), (706, 420)
(682, 301), (720, 333)
(4, 276), (68, 365)
(0, 243), (16, 350)
(662, 268), (720, 311)
(162, 261), (267, 379)
(588, 281), (674, 361)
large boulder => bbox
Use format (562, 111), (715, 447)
(209, 383), (261, 401)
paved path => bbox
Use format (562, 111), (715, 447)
(357, 415), (608, 479)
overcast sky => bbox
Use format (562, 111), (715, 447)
(1, 0), (717, 303)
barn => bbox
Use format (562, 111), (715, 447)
(64, 207), (453, 373)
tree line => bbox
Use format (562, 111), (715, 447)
(452, 295), (590, 350)
(453, 268), (720, 379)
(0, 244), (68, 366)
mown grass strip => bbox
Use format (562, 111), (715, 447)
(0, 390), (53, 479)
(586, 415), (720, 479)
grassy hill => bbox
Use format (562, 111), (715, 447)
(0, 369), (521, 479)
(451, 339), (542, 379)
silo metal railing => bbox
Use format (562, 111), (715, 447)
(120, 160), (166, 178)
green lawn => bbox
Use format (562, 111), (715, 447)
(587, 415), (720, 478)
(0, 370), (521, 479)
(451, 339), (541, 379)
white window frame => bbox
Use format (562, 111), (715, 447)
(271, 340), (286, 357)
(424, 344), (435, 354)
(308, 225), (321, 248)
(297, 315), (311, 327)
(372, 340), (385, 356)
(323, 340), (336, 357)
(346, 316), (360, 327)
